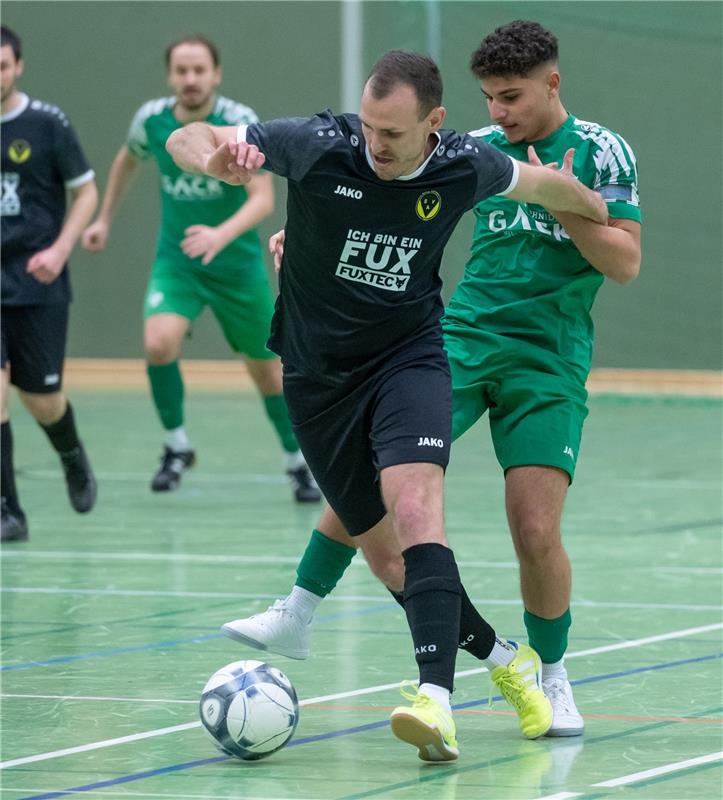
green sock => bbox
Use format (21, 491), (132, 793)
(147, 362), (184, 430)
(263, 394), (299, 453)
(295, 528), (356, 597)
(524, 608), (572, 664)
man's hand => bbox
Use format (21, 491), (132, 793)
(527, 145), (575, 176)
(81, 219), (110, 252)
(27, 245), (68, 284)
(204, 140), (266, 186)
(268, 228), (286, 273)
(182, 225), (229, 266)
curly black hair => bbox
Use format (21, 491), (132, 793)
(470, 20), (558, 78)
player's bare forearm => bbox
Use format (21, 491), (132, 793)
(97, 146), (140, 223)
(217, 173), (274, 243)
(54, 180), (98, 257)
(166, 122), (219, 174)
(551, 213), (641, 283)
(509, 162), (607, 225)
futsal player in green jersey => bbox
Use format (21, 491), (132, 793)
(222, 21), (641, 737)
(82, 35), (319, 501)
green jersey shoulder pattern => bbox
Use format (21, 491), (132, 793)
(127, 95), (263, 269)
(445, 114), (641, 377)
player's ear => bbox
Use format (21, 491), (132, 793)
(16, 57), (24, 78)
(547, 69), (560, 97)
(427, 105), (445, 133)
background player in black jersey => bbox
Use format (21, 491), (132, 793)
(1, 26), (98, 542)
(167, 51), (606, 761)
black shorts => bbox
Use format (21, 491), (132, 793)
(1, 304), (69, 393)
(283, 341), (452, 536)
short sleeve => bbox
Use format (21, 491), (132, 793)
(467, 137), (517, 206)
(237, 111), (339, 182)
(53, 113), (94, 188)
(127, 103), (153, 160)
(596, 132), (640, 222)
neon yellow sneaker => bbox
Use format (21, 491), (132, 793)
(390, 681), (459, 762)
(491, 642), (553, 739)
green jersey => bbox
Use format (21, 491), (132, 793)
(127, 95), (263, 272)
(445, 113), (641, 378)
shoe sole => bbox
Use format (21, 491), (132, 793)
(390, 711), (458, 762)
(220, 624), (309, 660)
(545, 724), (584, 737)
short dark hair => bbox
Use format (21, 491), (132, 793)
(165, 35), (220, 69)
(470, 20), (558, 79)
(1, 25), (22, 61)
(367, 50), (443, 118)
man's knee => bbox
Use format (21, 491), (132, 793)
(511, 516), (562, 563)
(19, 390), (66, 426)
(144, 328), (181, 365)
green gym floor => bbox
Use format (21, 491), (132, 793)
(1, 389), (721, 800)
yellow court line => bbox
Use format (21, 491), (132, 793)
(63, 358), (723, 397)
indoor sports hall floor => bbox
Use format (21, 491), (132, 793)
(1, 385), (721, 799)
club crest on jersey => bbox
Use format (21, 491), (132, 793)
(8, 140), (31, 164)
(415, 190), (441, 221)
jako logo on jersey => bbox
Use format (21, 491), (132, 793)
(335, 228), (420, 292)
(418, 437), (444, 447)
(161, 174), (223, 201)
(415, 644), (438, 655)
(563, 445), (575, 458)
(8, 140), (31, 164)
(415, 190), (441, 221)
(334, 184), (363, 199)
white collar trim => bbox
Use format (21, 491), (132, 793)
(1, 92), (30, 122)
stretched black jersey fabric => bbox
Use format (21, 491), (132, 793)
(1, 94), (94, 306)
(240, 110), (516, 385)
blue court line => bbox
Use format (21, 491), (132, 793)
(0, 605), (398, 671)
(13, 651), (723, 800)
(336, 703), (723, 800)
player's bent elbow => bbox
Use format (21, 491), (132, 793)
(609, 257), (641, 285)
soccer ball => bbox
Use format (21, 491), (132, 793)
(199, 659), (299, 760)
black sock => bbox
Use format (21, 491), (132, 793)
(40, 402), (81, 455)
(402, 543), (461, 692)
(1, 421), (23, 514)
(388, 583), (497, 660)
(458, 586), (497, 659)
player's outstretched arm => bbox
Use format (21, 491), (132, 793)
(507, 158), (608, 225)
(166, 123), (265, 186)
(82, 145), (140, 252)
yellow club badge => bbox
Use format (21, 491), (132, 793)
(8, 140), (31, 164)
(415, 190), (441, 221)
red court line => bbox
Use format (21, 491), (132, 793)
(303, 703), (723, 724)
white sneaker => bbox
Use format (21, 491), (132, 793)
(221, 599), (311, 659)
(543, 678), (584, 737)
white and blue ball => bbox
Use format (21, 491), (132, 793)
(199, 659), (299, 760)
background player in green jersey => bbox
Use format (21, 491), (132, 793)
(82, 35), (319, 502)
(222, 20), (641, 738)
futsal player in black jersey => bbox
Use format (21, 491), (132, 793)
(1, 26), (98, 542)
(167, 51), (606, 761)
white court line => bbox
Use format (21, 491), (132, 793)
(0, 694), (196, 705)
(532, 794), (582, 800)
(591, 750), (723, 788)
(1, 622), (720, 769)
(0, 551), (520, 569)
(1, 586), (720, 612)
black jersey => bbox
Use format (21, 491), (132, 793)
(1, 94), (94, 305)
(241, 110), (516, 385)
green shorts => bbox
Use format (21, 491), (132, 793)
(143, 255), (276, 360)
(445, 322), (589, 481)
